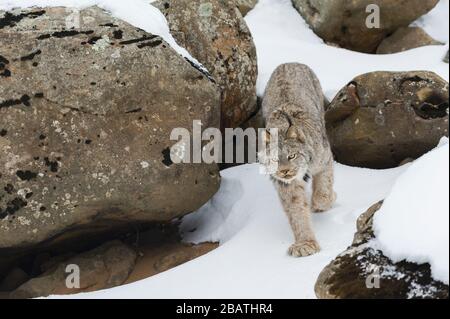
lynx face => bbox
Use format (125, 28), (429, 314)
(273, 137), (312, 184)
(261, 128), (312, 184)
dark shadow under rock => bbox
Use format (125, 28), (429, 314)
(1, 223), (218, 299)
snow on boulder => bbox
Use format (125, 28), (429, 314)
(373, 138), (449, 285)
(315, 139), (449, 299)
(0, 0), (198, 59)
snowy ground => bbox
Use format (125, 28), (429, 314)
(67, 163), (406, 299)
(5, 0), (447, 298)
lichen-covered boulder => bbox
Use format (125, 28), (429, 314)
(291, 0), (439, 53)
(0, 7), (221, 252)
(315, 202), (449, 299)
(377, 27), (443, 54)
(155, 0), (258, 129)
(326, 71), (449, 169)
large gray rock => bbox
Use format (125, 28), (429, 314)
(292, 0), (439, 53)
(315, 202), (449, 299)
(326, 71), (449, 169)
(0, 7), (221, 252)
(377, 27), (443, 54)
(154, 0), (258, 129)
(10, 240), (136, 298)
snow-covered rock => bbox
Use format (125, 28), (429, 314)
(0, 0), (195, 59)
(373, 138), (449, 285)
(315, 140), (449, 299)
(315, 201), (448, 299)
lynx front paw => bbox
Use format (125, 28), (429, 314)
(312, 191), (337, 213)
(288, 240), (321, 257)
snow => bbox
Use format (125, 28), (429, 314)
(3, 0), (445, 298)
(373, 138), (450, 285)
(57, 163), (407, 299)
(0, 0), (199, 64)
(245, 0), (449, 100)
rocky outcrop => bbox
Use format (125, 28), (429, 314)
(10, 241), (136, 298)
(377, 27), (443, 54)
(291, 0), (439, 53)
(315, 202), (449, 299)
(155, 0), (258, 129)
(0, 7), (221, 253)
(326, 71), (449, 169)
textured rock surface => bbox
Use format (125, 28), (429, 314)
(233, 0), (258, 16)
(377, 27), (443, 54)
(0, 7), (221, 252)
(326, 71), (449, 169)
(155, 0), (258, 129)
(315, 202), (449, 299)
(0, 267), (29, 292)
(292, 0), (439, 53)
(126, 242), (218, 284)
(10, 240), (136, 298)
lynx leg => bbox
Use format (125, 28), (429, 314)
(312, 161), (337, 213)
(275, 180), (320, 257)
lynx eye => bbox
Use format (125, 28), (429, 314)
(288, 154), (297, 161)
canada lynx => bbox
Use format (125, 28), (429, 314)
(262, 63), (336, 257)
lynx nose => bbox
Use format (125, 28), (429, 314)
(280, 169), (290, 176)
